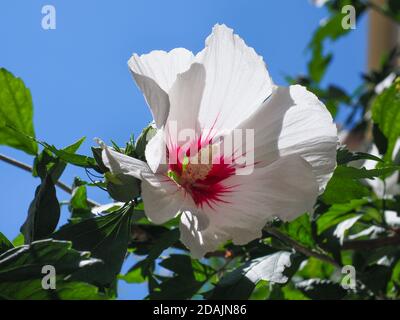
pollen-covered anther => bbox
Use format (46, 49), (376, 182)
(181, 162), (213, 184)
(181, 145), (215, 184)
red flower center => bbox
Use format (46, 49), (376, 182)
(167, 137), (236, 208)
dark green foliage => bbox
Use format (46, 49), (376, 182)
(296, 279), (348, 300)
(372, 79), (400, 161)
(54, 205), (133, 287)
(0, 239), (104, 300)
(209, 251), (293, 300)
(21, 175), (60, 243)
(0, 232), (13, 255)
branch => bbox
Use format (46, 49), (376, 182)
(0, 153), (100, 207)
(0, 153), (32, 172)
(342, 234), (400, 251)
(264, 226), (342, 268)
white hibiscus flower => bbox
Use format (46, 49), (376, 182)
(100, 24), (338, 258)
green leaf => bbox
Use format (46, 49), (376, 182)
(326, 85), (351, 104)
(307, 1), (366, 83)
(281, 283), (309, 300)
(148, 254), (207, 300)
(21, 174), (60, 243)
(12, 233), (24, 246)
(322, 167), (370, 204)
(159, 254), (195, 276)
(308, 47), (332, 84)
(333, 165), (399, 180)
(70, 185), (89, 211)
(34, 138), (86, 182)
(0, 278), (104, 300)
(0, 68), (37, 155)
(137, 228), (180, 275)
(68, 179), (93, 222)
(159, 254), (215, 282)
(192, 259), (216, 282)
(0, 239), (100, 281)
(373, 124), (388, 156)
(91, 146), (109, 173)
(106, 173), (141, 202)
(317, 199), (368, 234)
(372, 78), (400, 161)
(297, 257), (335, 279)
(249, 280), (270, 300)
(359, 265), (393, 295)
(54, 205), (133, 287)
(0, 239), (104, 300)
(118, 264), (147, 284)
(296, 279), (347, 300)
(337, 147), (383, 165)
(0, 232), (13, 254)
(149, 275), (203, 300)
(280, 213), (315, 248)
(209, 251), (292, 300)
(126, 228), (181, 298)
(310, 12), (349, 45)
(307, 14), (346, 83)
(33, 149), (57, 179)
(39, 138), (98, 170)
(135, 124), (157, 161)
(128, 223), (173, 255)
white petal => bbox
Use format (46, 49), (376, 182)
(166, 63), (206, 139)
(180, 155), (319, 257)
(145, 128), (168, 173)
(144, 64), (206, 172)
(179, 211), (220, 259)
(141, 172), (195, 224)
(129, 48), (194, 93)
(222, 154), (319, 228)
(195, 24), (273, 131)
(101, 144), (150, 179)
(130, 74), (169, 128)
(128, 48), (194, 127)
(234, 85), (337, 193)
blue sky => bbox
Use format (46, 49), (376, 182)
(0, 0), (367, 299)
